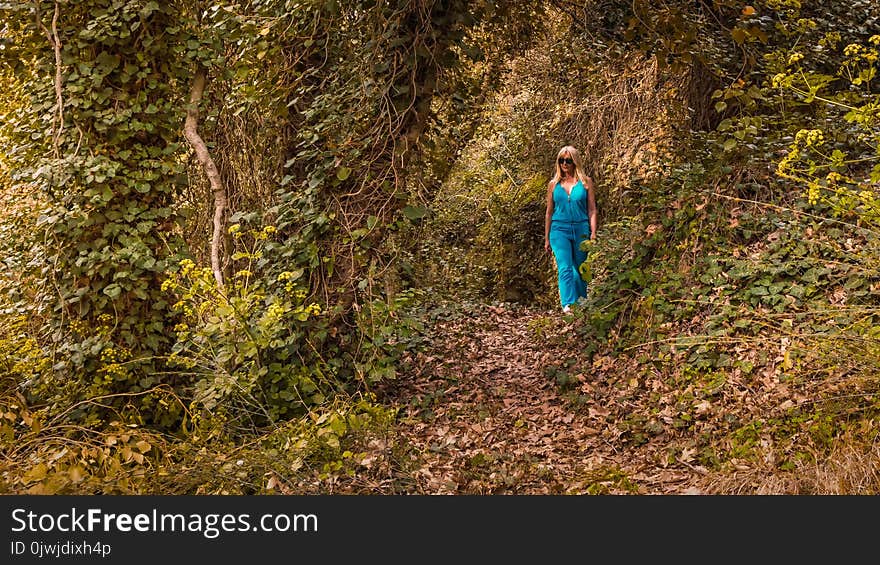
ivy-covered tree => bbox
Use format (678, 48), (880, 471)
(0, 2), (209, 427)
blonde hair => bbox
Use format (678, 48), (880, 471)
(549, 145), (589, 188)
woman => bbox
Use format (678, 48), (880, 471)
(544, 145), (597, 313)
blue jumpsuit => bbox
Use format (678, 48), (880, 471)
(549, 179), (591, 308)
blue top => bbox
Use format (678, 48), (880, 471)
(551, 179), (589, 223)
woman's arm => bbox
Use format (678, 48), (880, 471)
(545, 182), (554, 252)
(585, 175), (597, 240)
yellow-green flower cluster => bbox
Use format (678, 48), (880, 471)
(807, 181), (820, 205)
(776, 146), (798, 176)
(767, 0), (801, 9)
(254, 228), (271, 241)
(180, 258), (195, 276)
(826, 171), (844, 184)
(96, 313), (114, 337)
(795, 18), (816, 32)
(9, 337), (51, 376)
(843, 41), (879, 64)
(787, 52), (804, 65)
(795, 128), (824, 147)
(844, 43), (862, 57)
(267, 302), (285, 318)
(98, 347), (129, 381)
(261, 301), (287, 327)
(172, 300), (195, 317)
(819, 32), (841, 49)
(771, 72), (793, 88)
(277, 271), (303, 294)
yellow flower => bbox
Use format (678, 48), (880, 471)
(771, 73), (790, 88)
(180, 258), (195, 276)
(844, 44), (862, 57)
(807, 182), (820, 205)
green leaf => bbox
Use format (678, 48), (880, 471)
(336, 167), (351, 181)
(731, 27), (747, 44)
(103, 283), (122, 299)
(96, 51), (120, 73)
(141, 1), (159, 16)
(403, 205), (428, 221)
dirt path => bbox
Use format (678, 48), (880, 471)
(381, 302), (706, 494)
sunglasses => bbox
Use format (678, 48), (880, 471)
(558, 157), (574, 165)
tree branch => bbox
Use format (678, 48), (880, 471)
(36, 1), (64, 158)
(183, 68), (227, 288)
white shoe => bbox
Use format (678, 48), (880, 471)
(562, 305), (572, 314)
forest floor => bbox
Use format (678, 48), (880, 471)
(374, 301), (708, 495)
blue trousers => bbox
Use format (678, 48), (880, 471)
(549, 220), (590, 307)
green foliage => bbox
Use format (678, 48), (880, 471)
(164, 227), (333, 428)
(416, 164), (551, 303)
(1, 1), (201, 427)
(1, 0), (456, 431)
(0, 2), (506, 471)
(272, 0), (535, 307)
(4, 0), (880, 495)
(579, 466), (639, 495)
(772, 33), (880, 222)
(0, 389), (399, 494)
(164, 222), (422, 431)
(0, 316), (52, 392)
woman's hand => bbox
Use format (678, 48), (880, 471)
(544, 238), (551, 253)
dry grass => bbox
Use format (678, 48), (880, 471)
(698, 434), (880, 495)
